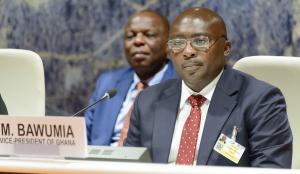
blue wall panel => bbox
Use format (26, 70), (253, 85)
(0, 0), (296, 115)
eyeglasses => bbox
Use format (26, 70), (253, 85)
(167, 35), (227, 53)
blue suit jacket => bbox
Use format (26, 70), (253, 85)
(125, 66), (292, 168)
(85, 61), (177, 145)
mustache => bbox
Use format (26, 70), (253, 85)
(181, 60), (204, 68)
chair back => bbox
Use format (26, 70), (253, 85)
(233, 56), (300, 168)
(0, 49), (45, 116)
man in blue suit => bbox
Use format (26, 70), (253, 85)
(125, 7), (292, 168)
(85, 10), (177, 146)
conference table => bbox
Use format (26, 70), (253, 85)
(0, 156), (299, 174)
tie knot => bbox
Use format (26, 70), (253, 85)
(136, 81), (147, 91)
(188, 95), (206, 107)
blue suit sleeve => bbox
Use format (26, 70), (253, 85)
(247, 87), (292, 168)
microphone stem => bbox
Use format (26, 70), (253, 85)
(72, 94), (108, 116)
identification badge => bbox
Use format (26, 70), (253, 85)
(213, 133), (245, 164)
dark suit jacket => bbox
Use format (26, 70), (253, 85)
(85, 60), (177, 145)
(0, 94), (8, 115)
(125, 67), (292, 168)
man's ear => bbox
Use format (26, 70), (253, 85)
(224, 40), (231, 56)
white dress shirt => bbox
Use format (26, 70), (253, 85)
(168, 69), (223, 164)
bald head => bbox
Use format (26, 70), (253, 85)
(171, 7), (227, 38)
(168, 7), (232, 92)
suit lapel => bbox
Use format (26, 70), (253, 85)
(152, 80), (181, 163)
(197, 68), (238, 165)
(108, 71), (133, 121)
(103, 70), (134, 132)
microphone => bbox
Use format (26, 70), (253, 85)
(72, 89), (117, 117)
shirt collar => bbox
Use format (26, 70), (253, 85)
(132, 63), (169, 89)
(180, 69), (224, 108)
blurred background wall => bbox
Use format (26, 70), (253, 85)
(0, 0), (298, 115)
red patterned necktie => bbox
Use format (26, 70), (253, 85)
(118, 81), (147, 146)
(176, 95), (206, 165)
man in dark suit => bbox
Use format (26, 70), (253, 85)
(125, 7), (292, 168)
(0, 94), (8, 114)
(85, 10), (177, 146)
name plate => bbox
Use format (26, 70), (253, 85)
(0, 116), (87, 158)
